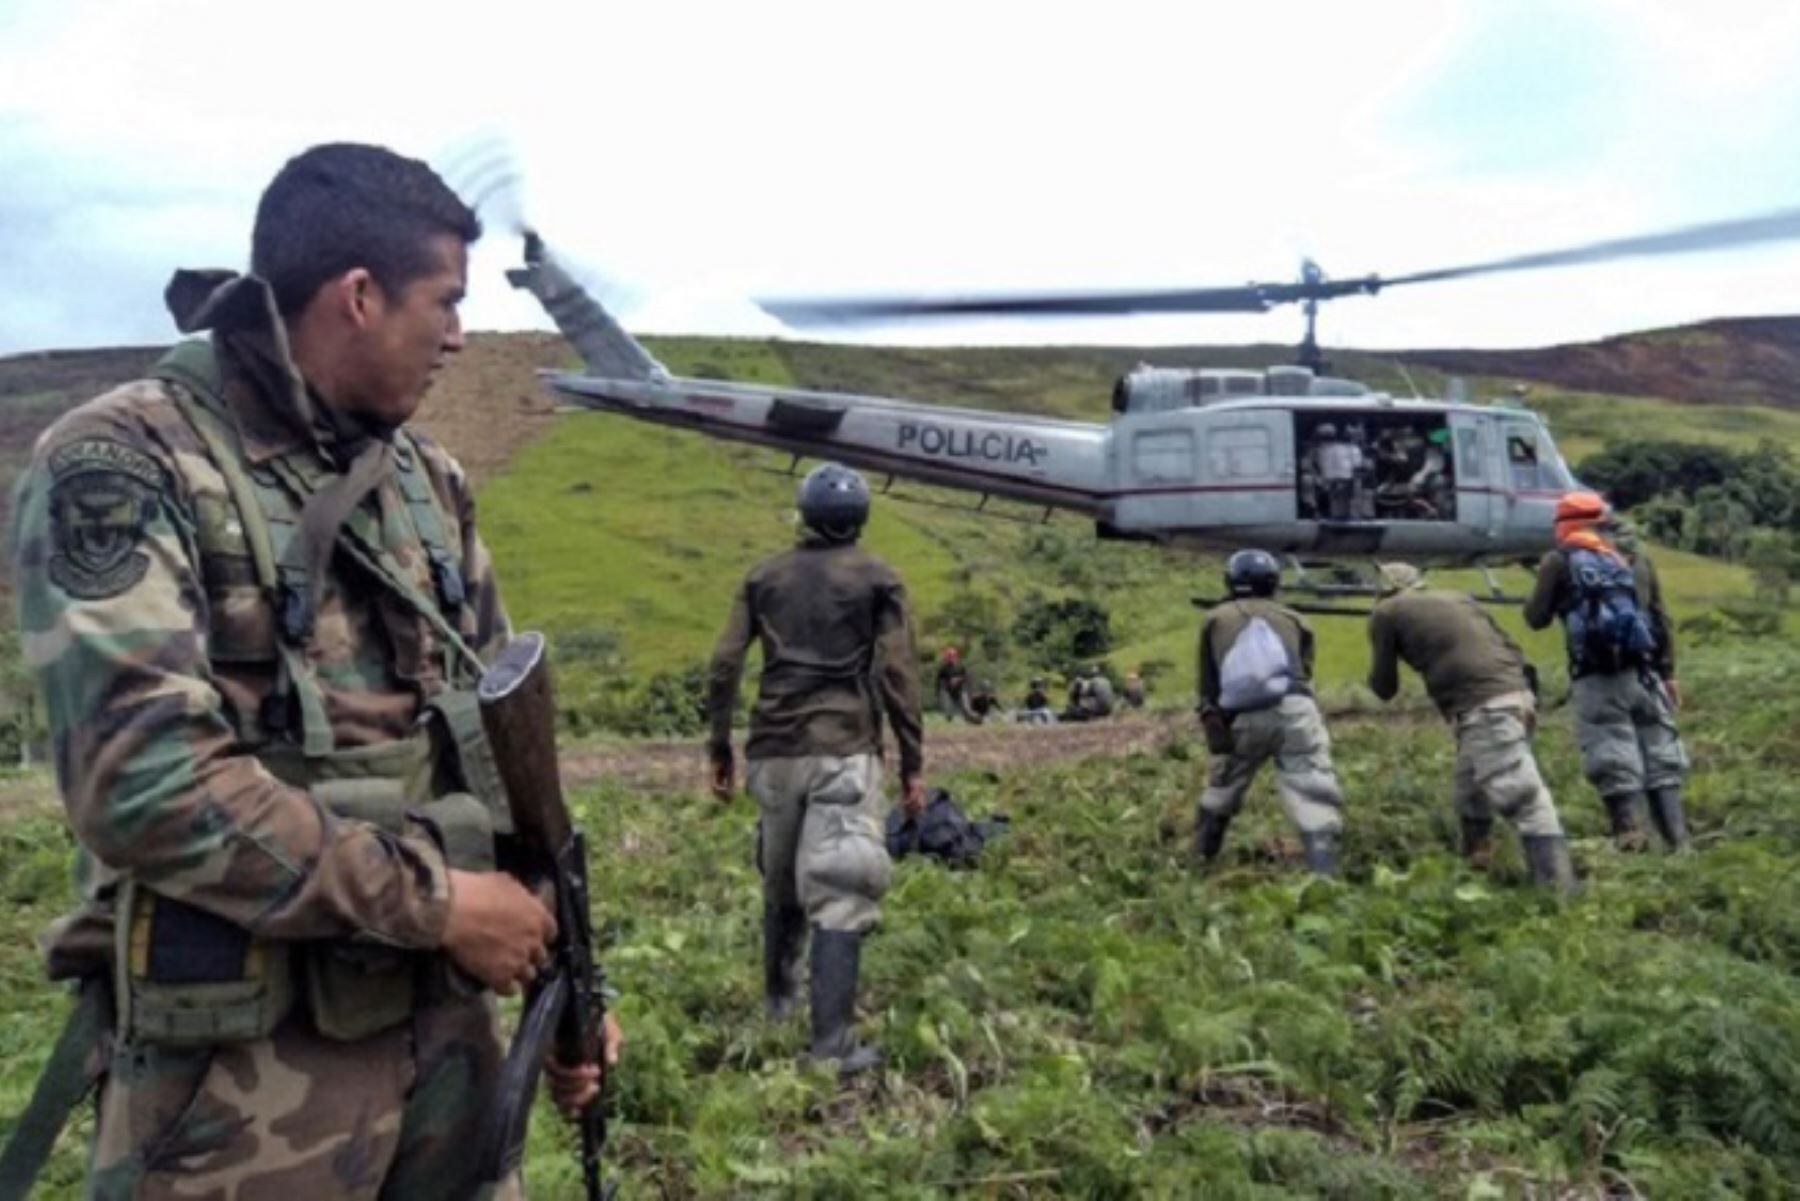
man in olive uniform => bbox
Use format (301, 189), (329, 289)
(1194, 549), (1346, 875)
(6, 144), (612, 1199)
(1525, 492), (1690, 851)
(707, 463), (926, 1076)
(1367, 563), (1574, 889)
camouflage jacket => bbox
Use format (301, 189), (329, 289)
(12, 270), (508, 980)
(1197, 598), (1315, 714)
(1367, 588), (1532, 718)
(706, 536), (924, 777)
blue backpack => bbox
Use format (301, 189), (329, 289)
(1564, 548), (1657, 674)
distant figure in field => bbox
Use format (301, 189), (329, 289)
(1062, 663), (1115, 722)
(1367, 562), (1574, 891)
(1017, 676), (1057, 725)
(1121, 670), (1148, 710)
(966, 679), (1001, 724)
(1524, 493), (1690, 852)
(935, 646), (973, 721)
(1195, 549), (1346, 875)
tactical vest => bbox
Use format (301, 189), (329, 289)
(111, 339), (511, 1046)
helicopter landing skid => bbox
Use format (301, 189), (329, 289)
(1189, 554), (1528, 617)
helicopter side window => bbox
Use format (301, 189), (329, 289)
(1131, 430), (1196, 482)
(1209, 425), (1273, 478)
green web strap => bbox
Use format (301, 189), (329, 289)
(0, 978), (110, 1197)
(262, 451), (485, 687)
(153, 341), (336, 757)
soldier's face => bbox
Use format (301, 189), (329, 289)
(348, 234), (468, 427)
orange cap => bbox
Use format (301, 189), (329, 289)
(1554, 491), (1609, 524)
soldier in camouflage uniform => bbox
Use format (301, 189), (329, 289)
(707, 463), (925, 1076)
(9, 144), (611, 1200)
(1194, 549), (1346, 875)
(1525, 492), (1691, 851)
(1367, 563), (1574, 890)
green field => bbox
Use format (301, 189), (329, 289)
(3, 637), (1794, 1197)
(2, 337), (1796, 1197)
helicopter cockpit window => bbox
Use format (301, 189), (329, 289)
(1208, 425), (1273, 478)
(1507, 431), (1550, 490)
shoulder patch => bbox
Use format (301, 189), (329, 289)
(45, 439), (161, 600)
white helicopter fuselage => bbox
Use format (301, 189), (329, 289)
(544, 370), (1574, 562)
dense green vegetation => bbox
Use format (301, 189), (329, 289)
(3, 335), (1797, 1196)
(3, 635), (1795, 1197)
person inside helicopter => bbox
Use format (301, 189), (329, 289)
(1307, 422), (1365, 520)
(1301, 415), (1457, 522)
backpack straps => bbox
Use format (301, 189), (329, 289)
(153, 342), (337, 756)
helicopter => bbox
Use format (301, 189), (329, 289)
(499, 205), (1800, 600)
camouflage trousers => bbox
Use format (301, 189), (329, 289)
(749, 753), (892, 934)
(1451, 692), (1563, 837)
(87, 994), (521, 1201)
(1200, 695), (1345, 835)
(1572, 671), (1688, 796)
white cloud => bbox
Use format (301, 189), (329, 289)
(4, 0), (1800, 356)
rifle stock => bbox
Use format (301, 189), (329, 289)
(475, 632), (614, 1200)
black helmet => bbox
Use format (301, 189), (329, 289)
(1224, 548), (1281, 598)
(797, 462), (870, 541)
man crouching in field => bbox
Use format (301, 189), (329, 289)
(1367, 562), (1575, 891)
(706, 462), (926, 1076)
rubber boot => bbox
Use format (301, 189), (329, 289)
(1459, 815), (1496, 870)
(763, 903), (807, 1020)
(1645, 785), (1692, 852)
(1603, 793), (1649, 853)
(1299, 830), (1340, 877)
(1522, 834), (1577, 894)
(1193, 809), (1232, 864)
(807, 928), (883, 1077)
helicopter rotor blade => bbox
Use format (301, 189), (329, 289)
(760, 285), (1275, 327)
(1382, 205), (1800, 289)
(759, 273), (1390, 329)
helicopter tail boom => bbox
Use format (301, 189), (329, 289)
(507, 233), (668, 383)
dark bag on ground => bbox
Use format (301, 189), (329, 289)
(886, 788), (1008, 868)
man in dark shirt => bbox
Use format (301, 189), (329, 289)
(1368, 563), (1573, 889)
(707, 463), (925, 1074)
(1195, 549), (1346, 875)
(1523, 494), (1689, 851)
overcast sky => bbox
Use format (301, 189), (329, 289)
(5, 0), (1800, 357)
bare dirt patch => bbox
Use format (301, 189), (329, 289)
(562, 712), (1190, 795)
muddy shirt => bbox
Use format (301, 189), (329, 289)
(13, 270), (508, 980)
(1198, 598), (1314, 713)
(1367, 588), (1532, 718)
(707, 537), (924, 776)
(1524, 546), (1675, 678)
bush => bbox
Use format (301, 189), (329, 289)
(1013, 593), (1112, 671)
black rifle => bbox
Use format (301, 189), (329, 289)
(475, 632), (615, 1200)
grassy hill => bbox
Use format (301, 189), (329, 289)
(1411, 315), (1800, 411)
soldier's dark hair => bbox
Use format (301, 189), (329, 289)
(252, 143), (480, 317)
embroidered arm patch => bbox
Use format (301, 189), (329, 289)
(46, 439), (162, 600)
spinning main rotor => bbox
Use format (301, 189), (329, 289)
(759, 207), (1800, 372)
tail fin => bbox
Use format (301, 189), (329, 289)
(507, 233), (667, 382)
